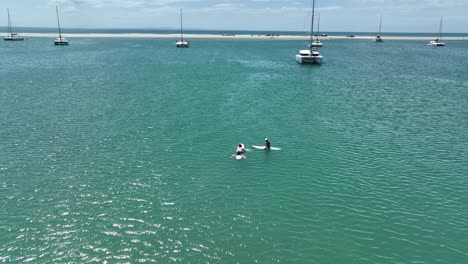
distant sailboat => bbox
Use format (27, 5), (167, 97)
(310, 13), (323, 47)
(176, 8), (189, 48)
(296, 0), (323, 64)
(54, 6), (69, 45)
(4, 8), (24, 41)
(374, 15), (383, 42)
(428, 17), (445, 46)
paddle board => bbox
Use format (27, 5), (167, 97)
(231, 154), (247, 160)
(234, 154), (246, 160)
(252, 145), (282, 150)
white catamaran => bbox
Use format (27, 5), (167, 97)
(374, 15), (383, 42)
(4, 8), (24, 41)
(296, 0), (323, 64)
(176, 8), (189, 48)
(428, 17), (445, 46)
(54, 6), (69, 45)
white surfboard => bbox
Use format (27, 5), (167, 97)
(252, 145), (282, 151)
(232, 153), (246, 160)
(252, 145), (266, 150)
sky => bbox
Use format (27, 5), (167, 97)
(2, 0), (467, 33)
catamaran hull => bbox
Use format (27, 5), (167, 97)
(296, 54), (322, 64)
(54, 41), (69, 45)
(4, 37), (24, 41)
(428, 42), (445, 46)
(176, 41), (189, 48)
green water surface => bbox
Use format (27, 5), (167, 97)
(1, 37), (468, 263)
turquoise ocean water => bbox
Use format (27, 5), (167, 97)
(1, 36), (468, 263)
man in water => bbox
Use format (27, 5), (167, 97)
(264, 138), (271, 150)
(236, 144), (245, 155)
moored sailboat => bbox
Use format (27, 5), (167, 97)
(54, 6), (69, 45)
(296, 0), (322, 64)
(374, 15), (383, 42)
(427, 17), (445, 46)
(310, 13), (323, 47)
(176, 8), (189, 48)
(4, 8), (24, 41)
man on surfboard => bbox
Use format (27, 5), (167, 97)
(252, 139), (280, 151)
(264, 138), (270, 150)
(236, 144), (246, 155)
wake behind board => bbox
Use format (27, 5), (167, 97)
(252, 145), (282, 151)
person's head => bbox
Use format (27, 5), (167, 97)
(265, 138), (269, 142)
(239, 144), (242, 147)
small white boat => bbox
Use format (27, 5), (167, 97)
(4, 9), (24, 41)
(54, 37), (69, 45)
(4, 33), (23, 41)
(427, 39), (445, 46)
(176, 40), (189, 48)
(54, 6), (69, 46)
(310, 40), (323, 47)
(427, 17), (445, 46)
(296, 0), (323, 64)
(176, 8), (189, 48)
(374, 15), (383, 42)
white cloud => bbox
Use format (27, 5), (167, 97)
(214, 3), (245, 8)
(317, 6), (342, 11)
(49, 0), (201, 8)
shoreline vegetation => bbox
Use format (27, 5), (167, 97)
(2, 32), (467, 41)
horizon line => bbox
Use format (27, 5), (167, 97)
(4, 26), (468, 34)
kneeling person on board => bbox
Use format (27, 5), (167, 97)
(236, 144), (245, 155)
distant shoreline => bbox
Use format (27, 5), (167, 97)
(4, 32), (468, 41)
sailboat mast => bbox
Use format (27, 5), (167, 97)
(310, 0), (315, 44)
(316, 13), (320, 41)
(56, 6), (62, 40)
(7, 8), (12, 36)
(180, 8), (184, 42)
(439, 16), (443, 41)
(378, 15), (382, 35)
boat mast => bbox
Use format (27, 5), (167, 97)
(316, 13), (320, 41)
(310, 0), (315, 44)
(439, 16), (443, 41)
(378, 15), (382, 36)
(7, 8), (12, 37)
(56, 6), (62, 41)
(179, 8), (184, 42)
